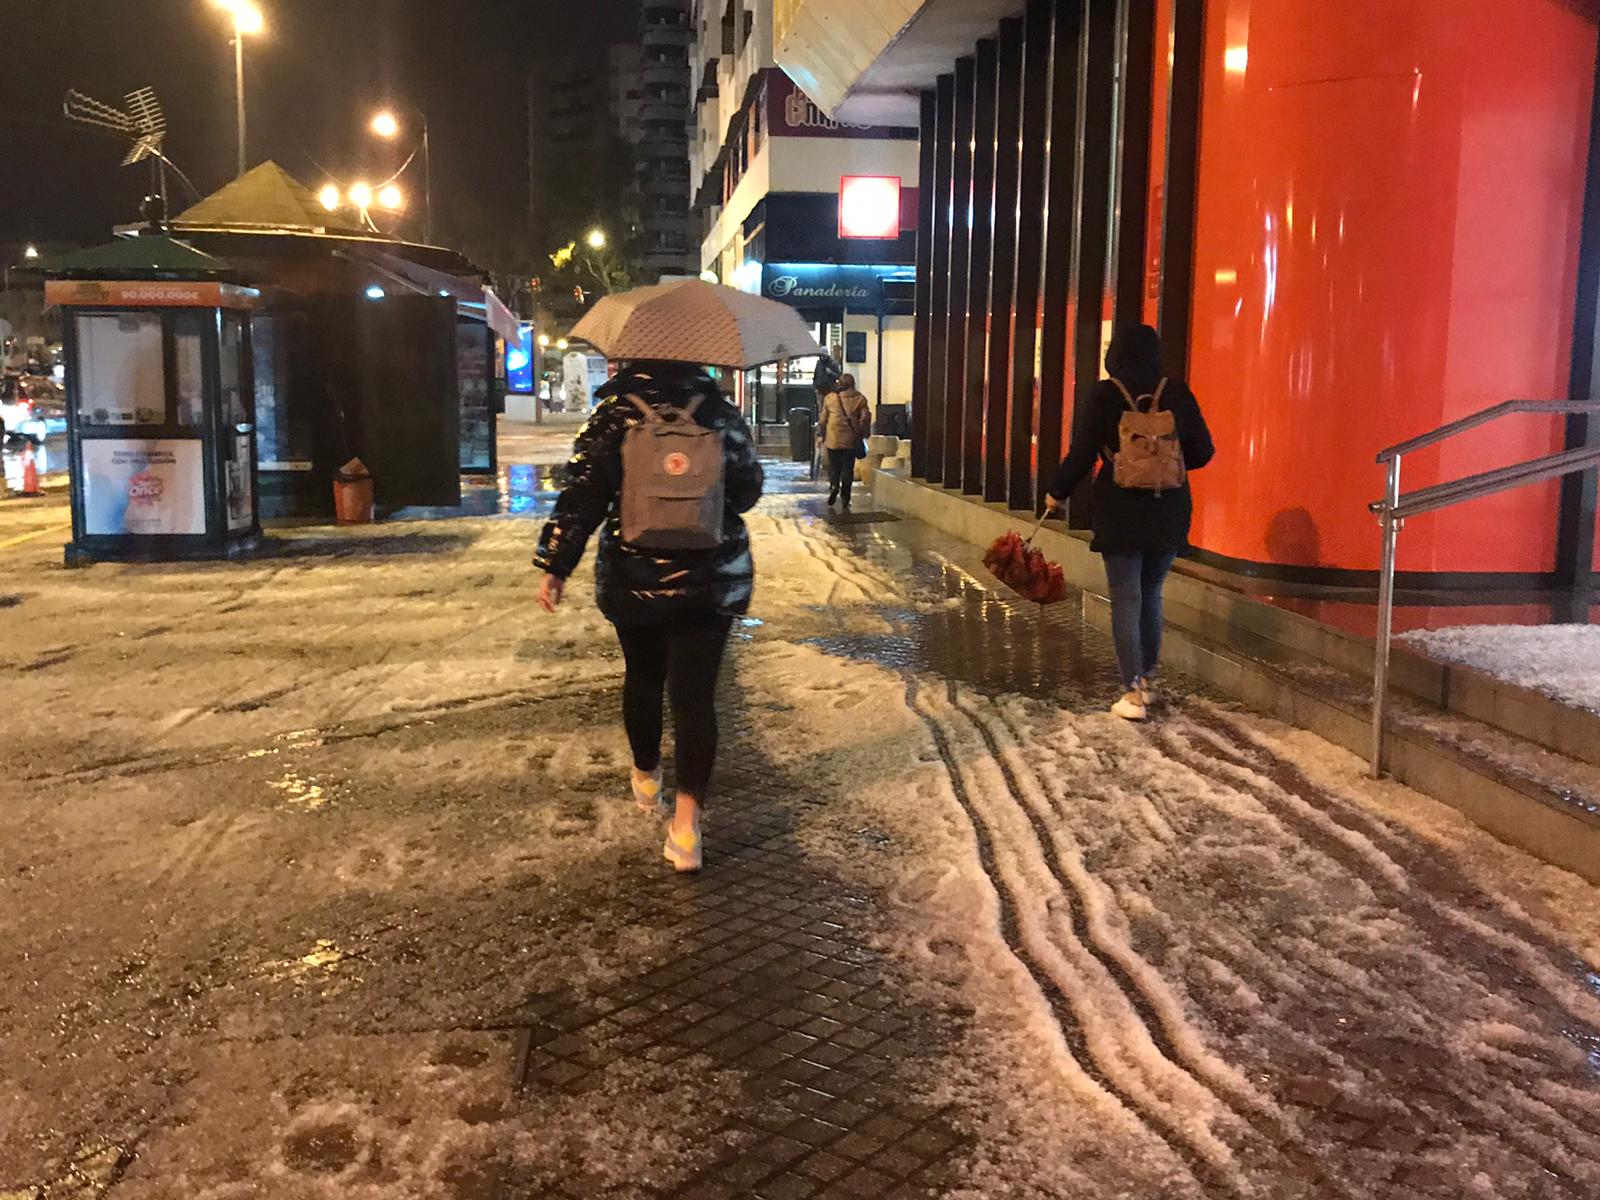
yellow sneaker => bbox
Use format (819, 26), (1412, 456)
(632, 767), (664, 813)
(663, 824), (703, 873)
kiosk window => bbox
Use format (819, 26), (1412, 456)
(219, 314), (248, 426)
(174, 313), (206, 427)
(75, 314), (164, 426)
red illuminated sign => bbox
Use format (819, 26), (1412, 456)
(838, 175), (902, 240)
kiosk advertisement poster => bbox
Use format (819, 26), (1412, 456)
(83, 440), (206, 536)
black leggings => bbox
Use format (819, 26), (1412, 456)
(614, 616), (734, 799)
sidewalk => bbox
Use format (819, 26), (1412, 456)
(1, 458), (1599, 1198)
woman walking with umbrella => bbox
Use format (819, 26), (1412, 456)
(534, 281), (819, 871)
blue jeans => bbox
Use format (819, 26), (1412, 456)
(1102, 551), (1179, 689)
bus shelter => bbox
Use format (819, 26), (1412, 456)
(43, 237), (262, 565)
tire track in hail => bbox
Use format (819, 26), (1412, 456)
(785, 519), (1228, 1192)
(943, 688), (1361, 1199)
(1183, 704), (1600, 1007)
(1156, 721), (1600, 1177)
(906, 675), (1231, 1198)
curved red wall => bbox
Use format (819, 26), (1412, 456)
(1186, 0), (1598, 575)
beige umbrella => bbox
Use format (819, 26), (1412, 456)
(569, 279), (824, 369)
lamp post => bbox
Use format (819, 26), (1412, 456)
(371, 107), (432, 244)
(210, 0), (263, 177)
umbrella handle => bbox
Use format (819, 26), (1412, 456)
(1023, 508), (1050, 546)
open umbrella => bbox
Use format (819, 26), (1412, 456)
(569, 279), (824, 369)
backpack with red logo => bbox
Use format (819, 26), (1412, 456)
(620, 395), (726, 550)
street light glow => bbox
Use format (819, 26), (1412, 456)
(537, 334), (551, 348)
(378, 184), (404, 211)
(557, 338), (570, 351)
(586, 229), (607, 250)
(348, 181), (373, 210)
(22, 245), (39, 260)
(371, 111), (400, 139)
(318, 184), (341, 212)
(212, 0), (265, 34)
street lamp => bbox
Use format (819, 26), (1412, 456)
(317, 184), (341, 212)
(537, 334), (551, 348)
(210, 0), (264, 178)
(22, 245), (39, 260)
(557, 338), (569, 351)
(370, 106), (433, 244)
(348, 181), (373, 211)
(377, 184), (404, 212)
(586, 229), (607, 250)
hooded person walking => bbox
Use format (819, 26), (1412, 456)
(535, 360), (764, 872)
(1045, 324), (1214, 720)
(817, 373), (871, 510)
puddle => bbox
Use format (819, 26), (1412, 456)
(803, 540), (1121, 706)
(501, 463), (570, 515)
(283, 1122), (361, 1173)
(267, 771), (335, 811)
(260, 939), (360, 983)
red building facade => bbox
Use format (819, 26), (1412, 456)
(778, 0), (1600, 588)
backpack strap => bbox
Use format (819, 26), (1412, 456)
(1111, 377), (1171, 413)
(629, 394), (704, 424)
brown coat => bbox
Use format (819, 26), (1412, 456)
(818, 389), (871, 451)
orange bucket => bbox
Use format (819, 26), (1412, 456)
(333, 477), (374, 525)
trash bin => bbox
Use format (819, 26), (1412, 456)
(788, 407), (815, 463)
(333, 457), (375, 525)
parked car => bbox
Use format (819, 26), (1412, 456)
(0, 375), (63, 444)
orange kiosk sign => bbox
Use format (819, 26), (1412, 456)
(46, 279), (260, 310)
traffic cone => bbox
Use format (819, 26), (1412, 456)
(21, 443), (41, 497)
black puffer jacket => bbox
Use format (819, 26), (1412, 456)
(534, 366), (764, 626)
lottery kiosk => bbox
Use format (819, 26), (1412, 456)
(45, 238), (262, 565)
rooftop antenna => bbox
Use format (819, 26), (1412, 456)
(63, 87), (200, 212)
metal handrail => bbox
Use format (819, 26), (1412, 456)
(1368, 399), (1600, 778)
(1377, 399), (1600, 462)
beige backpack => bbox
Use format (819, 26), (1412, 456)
(1110, 377), (1185, 494)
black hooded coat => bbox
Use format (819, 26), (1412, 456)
(534, 364), (765, 626)
(1046, 325), (1216, 555)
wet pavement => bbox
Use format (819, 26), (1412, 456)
(2, 451), (1599, 1198)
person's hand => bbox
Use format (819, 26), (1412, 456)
(1043, 494), (1063, 515)
(537, 573), (566, 614)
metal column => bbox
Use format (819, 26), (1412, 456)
(963, 39), (1000, 495)
(985, 19), (1025, 503)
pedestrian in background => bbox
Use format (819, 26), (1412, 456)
(812, 350), (843, 401)
(535, 360), (765, 872)
(1045, 324), (1214, 721)
(817, 373), (871, 511)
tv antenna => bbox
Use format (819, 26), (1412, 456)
(63, 87), (200, 211)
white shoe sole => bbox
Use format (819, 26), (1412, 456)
(1111, 698), (1148, 721)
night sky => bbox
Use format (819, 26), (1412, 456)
(0, 0), (639, 267)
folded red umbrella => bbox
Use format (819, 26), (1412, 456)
(983, 512), (1069, 604)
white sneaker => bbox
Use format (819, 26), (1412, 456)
(663, 824), (703, 872)
(1111, 690), (1148, 721)
(632, 767), (664, 813)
